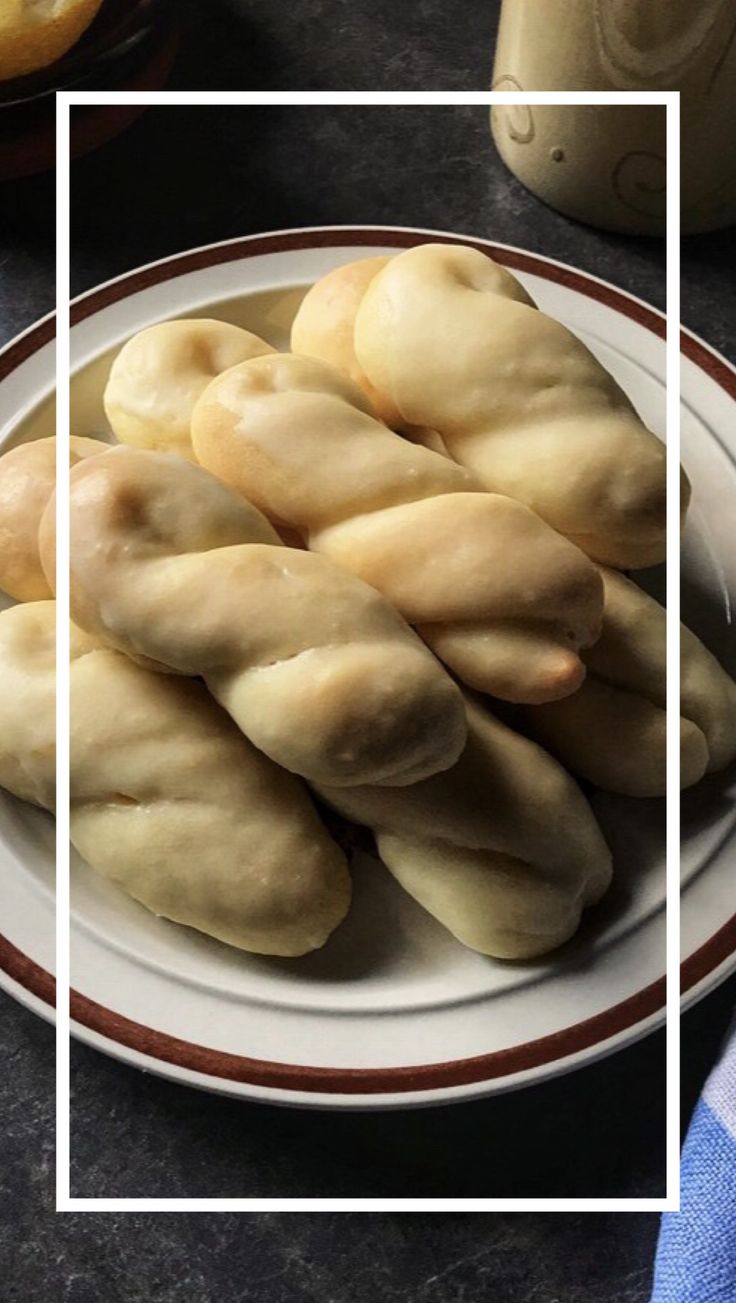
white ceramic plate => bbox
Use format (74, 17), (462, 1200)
(1, 226), (734, 1109)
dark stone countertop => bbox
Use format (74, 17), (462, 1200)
(0, 10), (735, 1302)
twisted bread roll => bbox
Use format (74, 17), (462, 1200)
(0, 601), (350, 956)
(292, 256), (396, 424)
(0, 602), (56, 809)
(292, 243), (683, 569)
(49, 445), (466, 787)
(0, 435), (103, 600)
(523, 569), (736, 797)
(191, 353), (604, 704)
(292, 259), (452, 456)
(317, 696), (613, 959)
(104, 319), (275, 461)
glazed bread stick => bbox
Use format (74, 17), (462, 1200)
(49, 445), (467, 788)
(0, 601), (351, 956)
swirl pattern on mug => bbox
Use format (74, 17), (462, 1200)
(490, 74), (535, 145)
(611, 150), (667, 218)
(594, 0), (734, 86)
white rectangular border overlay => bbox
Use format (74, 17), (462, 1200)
(55, 89), (681, 1213)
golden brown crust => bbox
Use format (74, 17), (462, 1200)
(191, 352), (604, 705)
(0, 435), (105, 601)
(57, 445), (467, 788)
(317, 697), (613, 959)
(0, 601), (351, 956)
(523, 568), (736, 796)
(292, 244), (678, 568)
(104, 319), (276, 461)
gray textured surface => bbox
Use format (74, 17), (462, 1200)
(186, 0), (498, 92)
(68, 104), (669, 314)
(0, 9), (733, 1300)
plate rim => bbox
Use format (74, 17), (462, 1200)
(1, 221), (734, 1104)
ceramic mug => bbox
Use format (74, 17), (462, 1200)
(491, 0), (736, 235)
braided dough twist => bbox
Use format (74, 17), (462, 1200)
(0, 435), (103, 601)
(50, 445), (466, 787)
(292, 243), (683, 568)
(317, 696), (613, 959)
(191, 352), (604, 704)
(0, 602), (350, 956)
(523, 569), (736, 797)
(104, 319), (275, 460)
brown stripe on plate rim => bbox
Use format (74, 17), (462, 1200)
(70, 226), (667, 340)
(0, 932), (55, 1007)
(68, 974), (665, 1094)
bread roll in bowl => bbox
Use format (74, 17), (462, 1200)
(104, 319), (275, 460)
(51, 445), (467, 788)
(317, 696), (613, 959)
(0, 0), (104, 81)
(292, 243), (686, 569)
(0, 601), (57, 809)
(0, 435), (104, 601)
(523, 569), (736, 797)
(191, 351), (604, 706)
(0, 601), (351, 957)
(291, 257), (396, 424)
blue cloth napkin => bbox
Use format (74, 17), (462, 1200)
(651, 1019), (736, 1301)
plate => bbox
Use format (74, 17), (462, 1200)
(0, 225), (734, 1109)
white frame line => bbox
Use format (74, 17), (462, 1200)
(664, 93), (681, 1209)
(55, 98), (72, 1212)
(55, 89), (681, 1213)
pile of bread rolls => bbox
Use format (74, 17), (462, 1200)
(1, 242), (734, 965)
